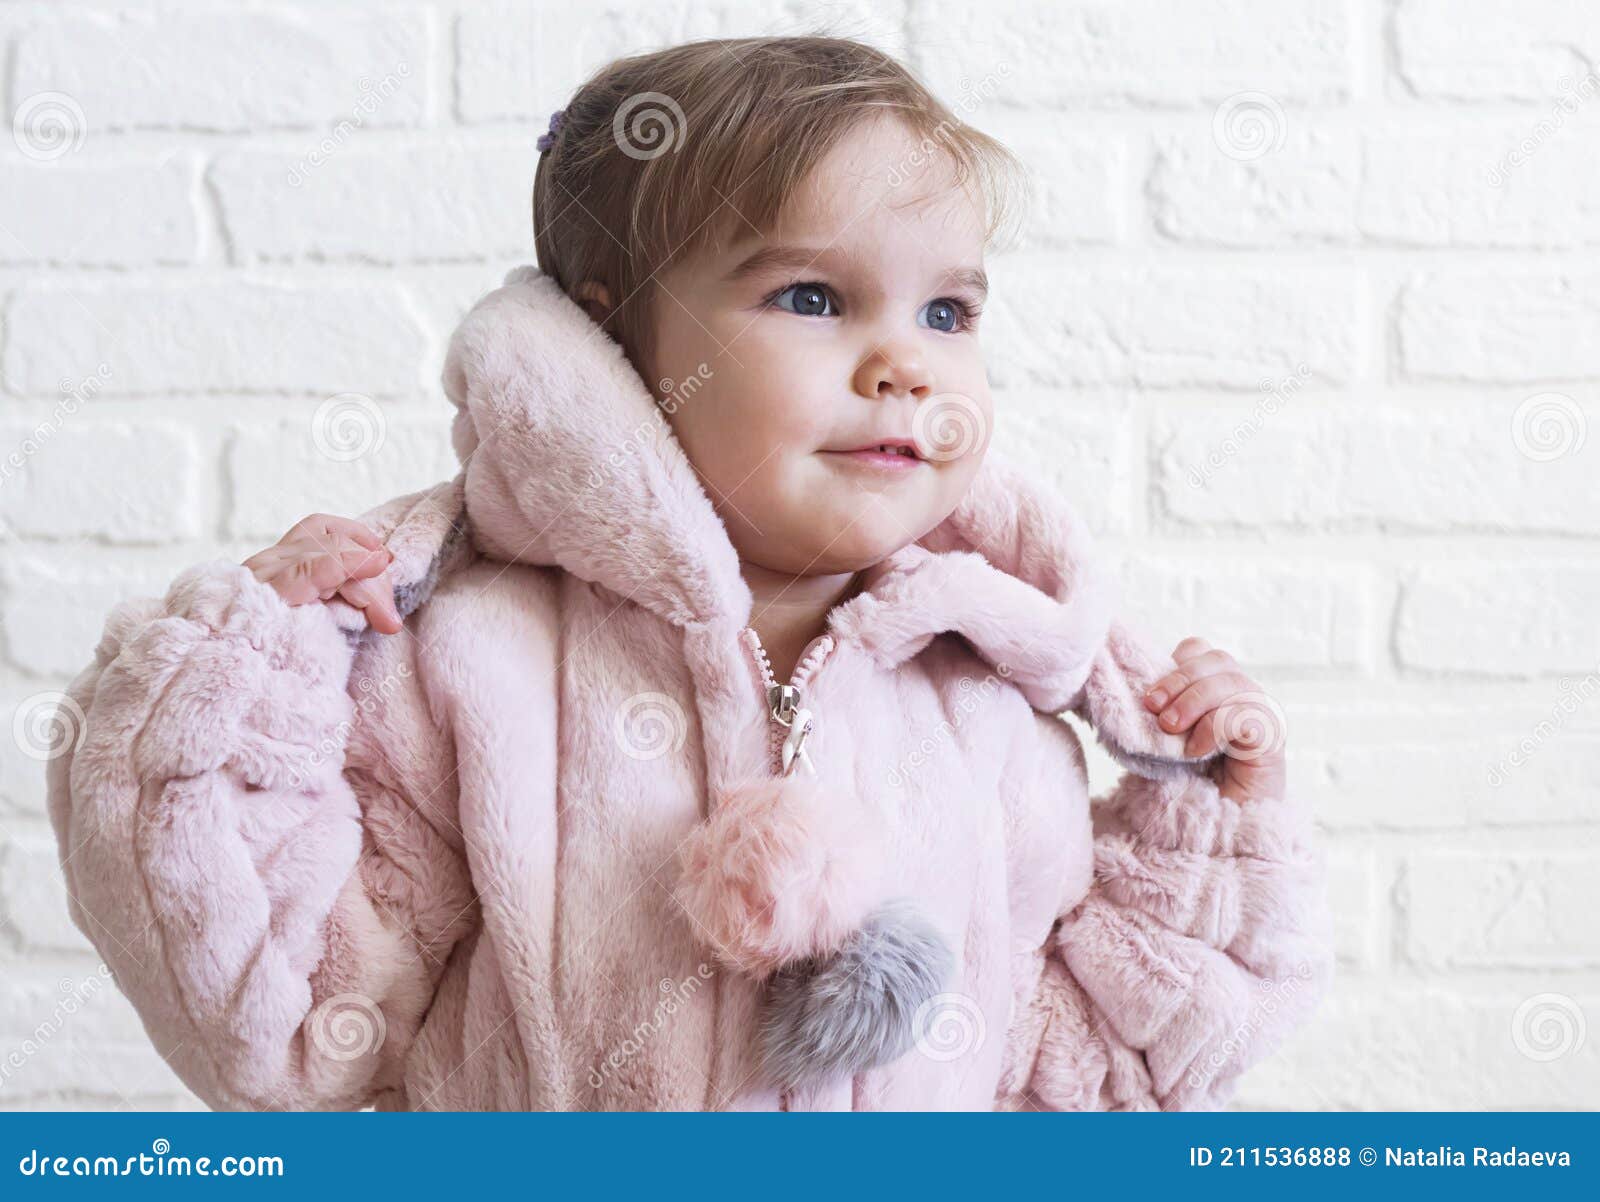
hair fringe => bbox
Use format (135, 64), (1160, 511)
(531, 34), (1026, 372)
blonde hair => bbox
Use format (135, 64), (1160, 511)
(531, 35), (1022, 374)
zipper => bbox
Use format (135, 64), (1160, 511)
(740, 627), (835, 778)
(739, 625), (837, 1115)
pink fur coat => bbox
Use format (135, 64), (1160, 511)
(45, 266), (1333, 1111)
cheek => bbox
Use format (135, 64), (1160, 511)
(938, 443), (987, 512)
(694, 337), (837, 451)
(918, 384), (994, 468)
(657, 368), (825, 515)
(975, 391), (997, 456)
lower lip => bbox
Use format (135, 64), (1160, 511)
(823, 449), (924, 471)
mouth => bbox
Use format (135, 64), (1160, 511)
(825, 444), (928, 473)
(820, 441), (925, 472)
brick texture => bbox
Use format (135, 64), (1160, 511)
(0, 0), (1594, 1111)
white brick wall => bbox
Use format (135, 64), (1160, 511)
(1, 0), (1596, 1111)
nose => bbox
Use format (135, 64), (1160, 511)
(852, 338), (932, 401)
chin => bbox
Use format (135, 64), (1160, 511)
(811, 509), (939, 571)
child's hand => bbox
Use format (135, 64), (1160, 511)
(242, 514), (403, 634)
(1142, 637), (1287, 803)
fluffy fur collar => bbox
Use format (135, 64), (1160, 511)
(334, 265), (1214, 775)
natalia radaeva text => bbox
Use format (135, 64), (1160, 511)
(1387, 1147), (1572, 1167)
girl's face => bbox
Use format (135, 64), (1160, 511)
(646, 115), (994, 578)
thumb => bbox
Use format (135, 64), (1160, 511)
(336, 571), (404, 635)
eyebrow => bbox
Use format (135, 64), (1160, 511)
(723, 244), (988, 300)
(722, 244), (851, 283)
(943, 267), (989, 301)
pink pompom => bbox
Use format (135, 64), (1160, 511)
(673, 775), (886, 978)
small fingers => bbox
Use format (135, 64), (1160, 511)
(1154, 671), (1256, 734)
(246, 531), (390, 609)
(1183, 717), (1221, 758)
(323, 516), (385, 555)
(243, 543), (290, 584)
(291, 513), (383, 552)
(339, 541), (394, 581)
(1143, 647), (1239, 710)
(303, 539), (381, 590)
(337, 571), (403, 635)
(303, 535), (390, 583)
(261, 555), (326, 605)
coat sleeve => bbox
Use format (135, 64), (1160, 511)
(995, 643), (1335, 1112)
(44, 557), (478, 1111)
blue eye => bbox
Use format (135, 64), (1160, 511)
(772, 282), (836, 318)
(919, 298), (966, 333)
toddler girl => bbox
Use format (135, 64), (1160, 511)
(48, 35), (1332, 1111)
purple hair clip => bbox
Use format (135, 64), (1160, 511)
(536, 108), (566, 154)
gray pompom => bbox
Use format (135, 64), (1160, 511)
(756, 898), (953, 1092)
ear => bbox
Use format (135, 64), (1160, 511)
(573, 279), (613, 325)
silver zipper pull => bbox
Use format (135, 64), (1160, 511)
(781, 707), (815, 777)
(768, 684), (800, 725)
